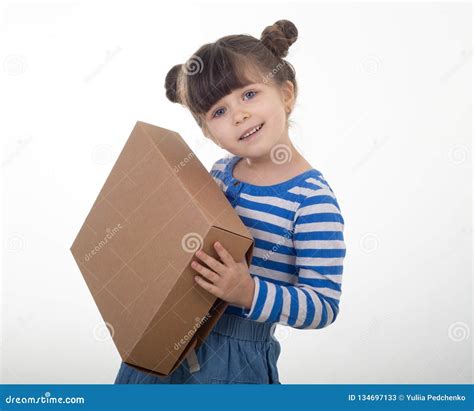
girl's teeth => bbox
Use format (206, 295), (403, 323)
(242, 124), (262, 139)
(244, 128), (256, 138)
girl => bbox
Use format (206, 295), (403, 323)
(115, 19), (346, 384)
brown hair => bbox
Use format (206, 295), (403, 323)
(164, 20), (298, 128)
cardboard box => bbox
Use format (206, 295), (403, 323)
(70, 121), (254, 376)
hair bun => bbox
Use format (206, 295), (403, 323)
(261, 20), (298, 58)
(164, 64), (183, 104)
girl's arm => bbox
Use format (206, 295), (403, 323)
(243, 189), (346, 330)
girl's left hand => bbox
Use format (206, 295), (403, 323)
(191, 241), (255, 309)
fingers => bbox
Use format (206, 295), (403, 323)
(191, 243), (236, 301)
(213, 241), (235, 265)
(191, 260), (220, 284)
(194, 249), (226, 274)
(194, 274), (221, 297)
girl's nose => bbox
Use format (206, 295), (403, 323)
(234, 111), (250, 125)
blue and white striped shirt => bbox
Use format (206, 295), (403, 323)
(210, 154), (346, 330)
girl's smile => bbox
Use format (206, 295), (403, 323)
(239, 122), (264, 142)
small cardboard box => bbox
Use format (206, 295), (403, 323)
(70, 121), (254, 376)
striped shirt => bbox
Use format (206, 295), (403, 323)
(210, 154), (346, 330)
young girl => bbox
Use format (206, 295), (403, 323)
(115, 19), (346, 384)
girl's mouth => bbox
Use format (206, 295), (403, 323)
(239, 123), (264, 142)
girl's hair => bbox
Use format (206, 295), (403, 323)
(164, 20), (298, 128)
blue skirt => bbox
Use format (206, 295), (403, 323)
(114, 313), (282, 384)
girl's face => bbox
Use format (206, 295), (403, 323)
(201, 79), (295, 160)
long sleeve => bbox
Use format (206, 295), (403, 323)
(242, 187), (346, 330)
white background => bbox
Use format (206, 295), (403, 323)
(1, 0), (472, 384)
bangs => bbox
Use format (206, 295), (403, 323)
(181, 47), (265, 116)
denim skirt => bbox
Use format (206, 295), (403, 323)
(114, 313), (281, 384)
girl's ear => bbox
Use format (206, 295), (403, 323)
(280, 80), (296, 113)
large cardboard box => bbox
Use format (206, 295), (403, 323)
(70, 121), (254, 376)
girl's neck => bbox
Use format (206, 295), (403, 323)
(242, 141), (308, 172)
(235, 145), (313, 186)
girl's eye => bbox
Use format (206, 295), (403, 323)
(211, 90), (258, 118)
(212, 108), (225, 118)
(244, 90), (257, 100)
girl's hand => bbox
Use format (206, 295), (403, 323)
(191, 241), (255, 309)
